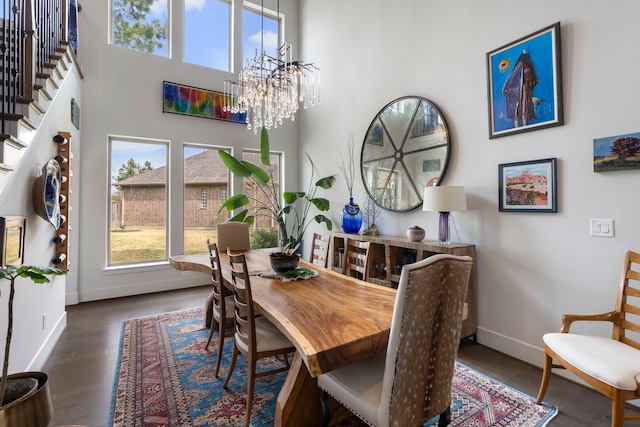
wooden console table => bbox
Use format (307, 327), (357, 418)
(331, 232), (477, 341)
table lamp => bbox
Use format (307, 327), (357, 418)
(422, 186), (467, 245)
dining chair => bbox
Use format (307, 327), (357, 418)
(342, 238), (371, 281)
(223, 249), (296, 427)
(204, 239), (235, 377)
(309, 233), (330, 268)
(319, 254), (473, 427)
(536, 250), (640, 427)
(216, 221), (251, 252)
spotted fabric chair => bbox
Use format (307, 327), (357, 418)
(318, 254), (473, 427)
(216, 221), (250, 252)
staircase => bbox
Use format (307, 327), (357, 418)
(0, 0), (78, 195)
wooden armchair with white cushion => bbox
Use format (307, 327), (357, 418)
(537, 250), (640, 427)
(318, 254), (473, 427)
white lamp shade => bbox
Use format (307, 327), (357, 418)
(422, 186), (467, 212)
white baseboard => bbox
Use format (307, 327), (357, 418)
(77, 276), (209, 303)
(27, 311), (67, 371)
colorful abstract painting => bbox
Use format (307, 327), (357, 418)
(163, 81), (246, 124)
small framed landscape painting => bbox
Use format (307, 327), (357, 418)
(593, 132), (640, 172)
(498, 158), (557, 213)
(486, 22), (563, 139)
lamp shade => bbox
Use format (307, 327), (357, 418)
(422, 186), (467, 213)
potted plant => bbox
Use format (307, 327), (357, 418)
(218, 128), (336, 260)
(0, 265), (65, 426)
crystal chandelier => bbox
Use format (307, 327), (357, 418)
(223, 0), (320, 133)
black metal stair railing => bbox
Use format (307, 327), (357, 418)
(1, 0), (67, 142)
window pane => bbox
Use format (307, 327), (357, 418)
(111, 0), (168, 56)
(185, 0), (230, 70)
(110, 139), (168, 265)
(243, 3), (278, 65)
(242, 149), (280, 249)
(183, 146), (230, 255)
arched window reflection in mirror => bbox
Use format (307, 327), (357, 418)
(361, 96), (450, 212)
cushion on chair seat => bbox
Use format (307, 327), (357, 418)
(213, 295), (235, 321)
(318, 351), (386, 426)
(544, 333), (640, 390)
(235, 316), (293, 354)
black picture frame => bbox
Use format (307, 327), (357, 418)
(498, 158), (557, 213)
(487, 22), (563, 139)
(0, 216), (26, 267)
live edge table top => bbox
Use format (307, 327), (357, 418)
(170, 249), (396, 378)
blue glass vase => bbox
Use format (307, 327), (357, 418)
(341, 198), (363, 234)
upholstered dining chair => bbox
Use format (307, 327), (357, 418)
(319, 254), (473, 427)
(342, 238), (370, 281)
(204, 239), (235, 377)
(216, 221), (250, 252)
(223, 249), (296, 427)
(536, 250), (640, 427)
(309, 233), (330, 268)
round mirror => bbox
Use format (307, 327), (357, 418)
(361, 96), (450, 212)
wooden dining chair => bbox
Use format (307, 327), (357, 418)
(318, 254), (473, 427)
(216, 221), (250, 252)
(342, 238), (370, 281)
(223, 249), (296, 427)
(536, 250), (640, 427)
(204, 239), (235, 377)
(309, 233), (330, 268)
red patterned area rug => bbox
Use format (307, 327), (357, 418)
(109, 308), (557, 427)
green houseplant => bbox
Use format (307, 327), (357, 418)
(0, 265), (65, 426)
(218, 128), (336, 254)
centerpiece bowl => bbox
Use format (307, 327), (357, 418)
(269, 253), (300, 273)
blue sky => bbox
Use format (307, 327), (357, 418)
(141, 0), (278, 69)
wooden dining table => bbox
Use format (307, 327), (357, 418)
(170, 249), (397, 427)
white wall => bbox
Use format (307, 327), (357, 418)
(0, 55), (82, 373)
(299, 0), (640, 367)
(75, 0), (301, 302)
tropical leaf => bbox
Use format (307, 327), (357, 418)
(218, 151), (251, 177)
(315, 175), (336, 189)
(309, 197), (330, 211)
(260, 127), (270, 166)
(314, 214), (333, 230)
(243, 162), (270, 187)
(218, 193), (249, 213)
(283, 192), (304, 204)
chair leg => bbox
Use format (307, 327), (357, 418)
(244, 355), (257, 427)
(222, 345), (238, 388)
(204, 318), (217, 350)
(438, 406), (451, 427)
(611, 395), (625, 427)
(213, 322), (226, 377)
(536, 352), (553, 403)
(320, 390), (331, 427)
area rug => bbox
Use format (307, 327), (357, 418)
(109, 307), (557, 427)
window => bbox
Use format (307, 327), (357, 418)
(111, 0), (284, 72)
(200, 189), (208, 209)
(220, 188), (227, 202)
(183, 145), (230, 255)
(184, 0), (231, 70)
(109, 138), (168, 265)
(243, 2), (279, 66)
(111, 0), (168, 56)
(242, 148), (281, 230)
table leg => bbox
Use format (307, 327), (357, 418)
(275, 352), (323, 427)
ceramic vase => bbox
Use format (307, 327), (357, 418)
(340, 198), (363, 234)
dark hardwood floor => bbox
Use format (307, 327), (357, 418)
(43, 286), (640, 427)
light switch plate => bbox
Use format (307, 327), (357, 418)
(590, 219), (614, 237)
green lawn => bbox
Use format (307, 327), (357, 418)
(110, 227), (279, 264)
(110, 228), (216, 264)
